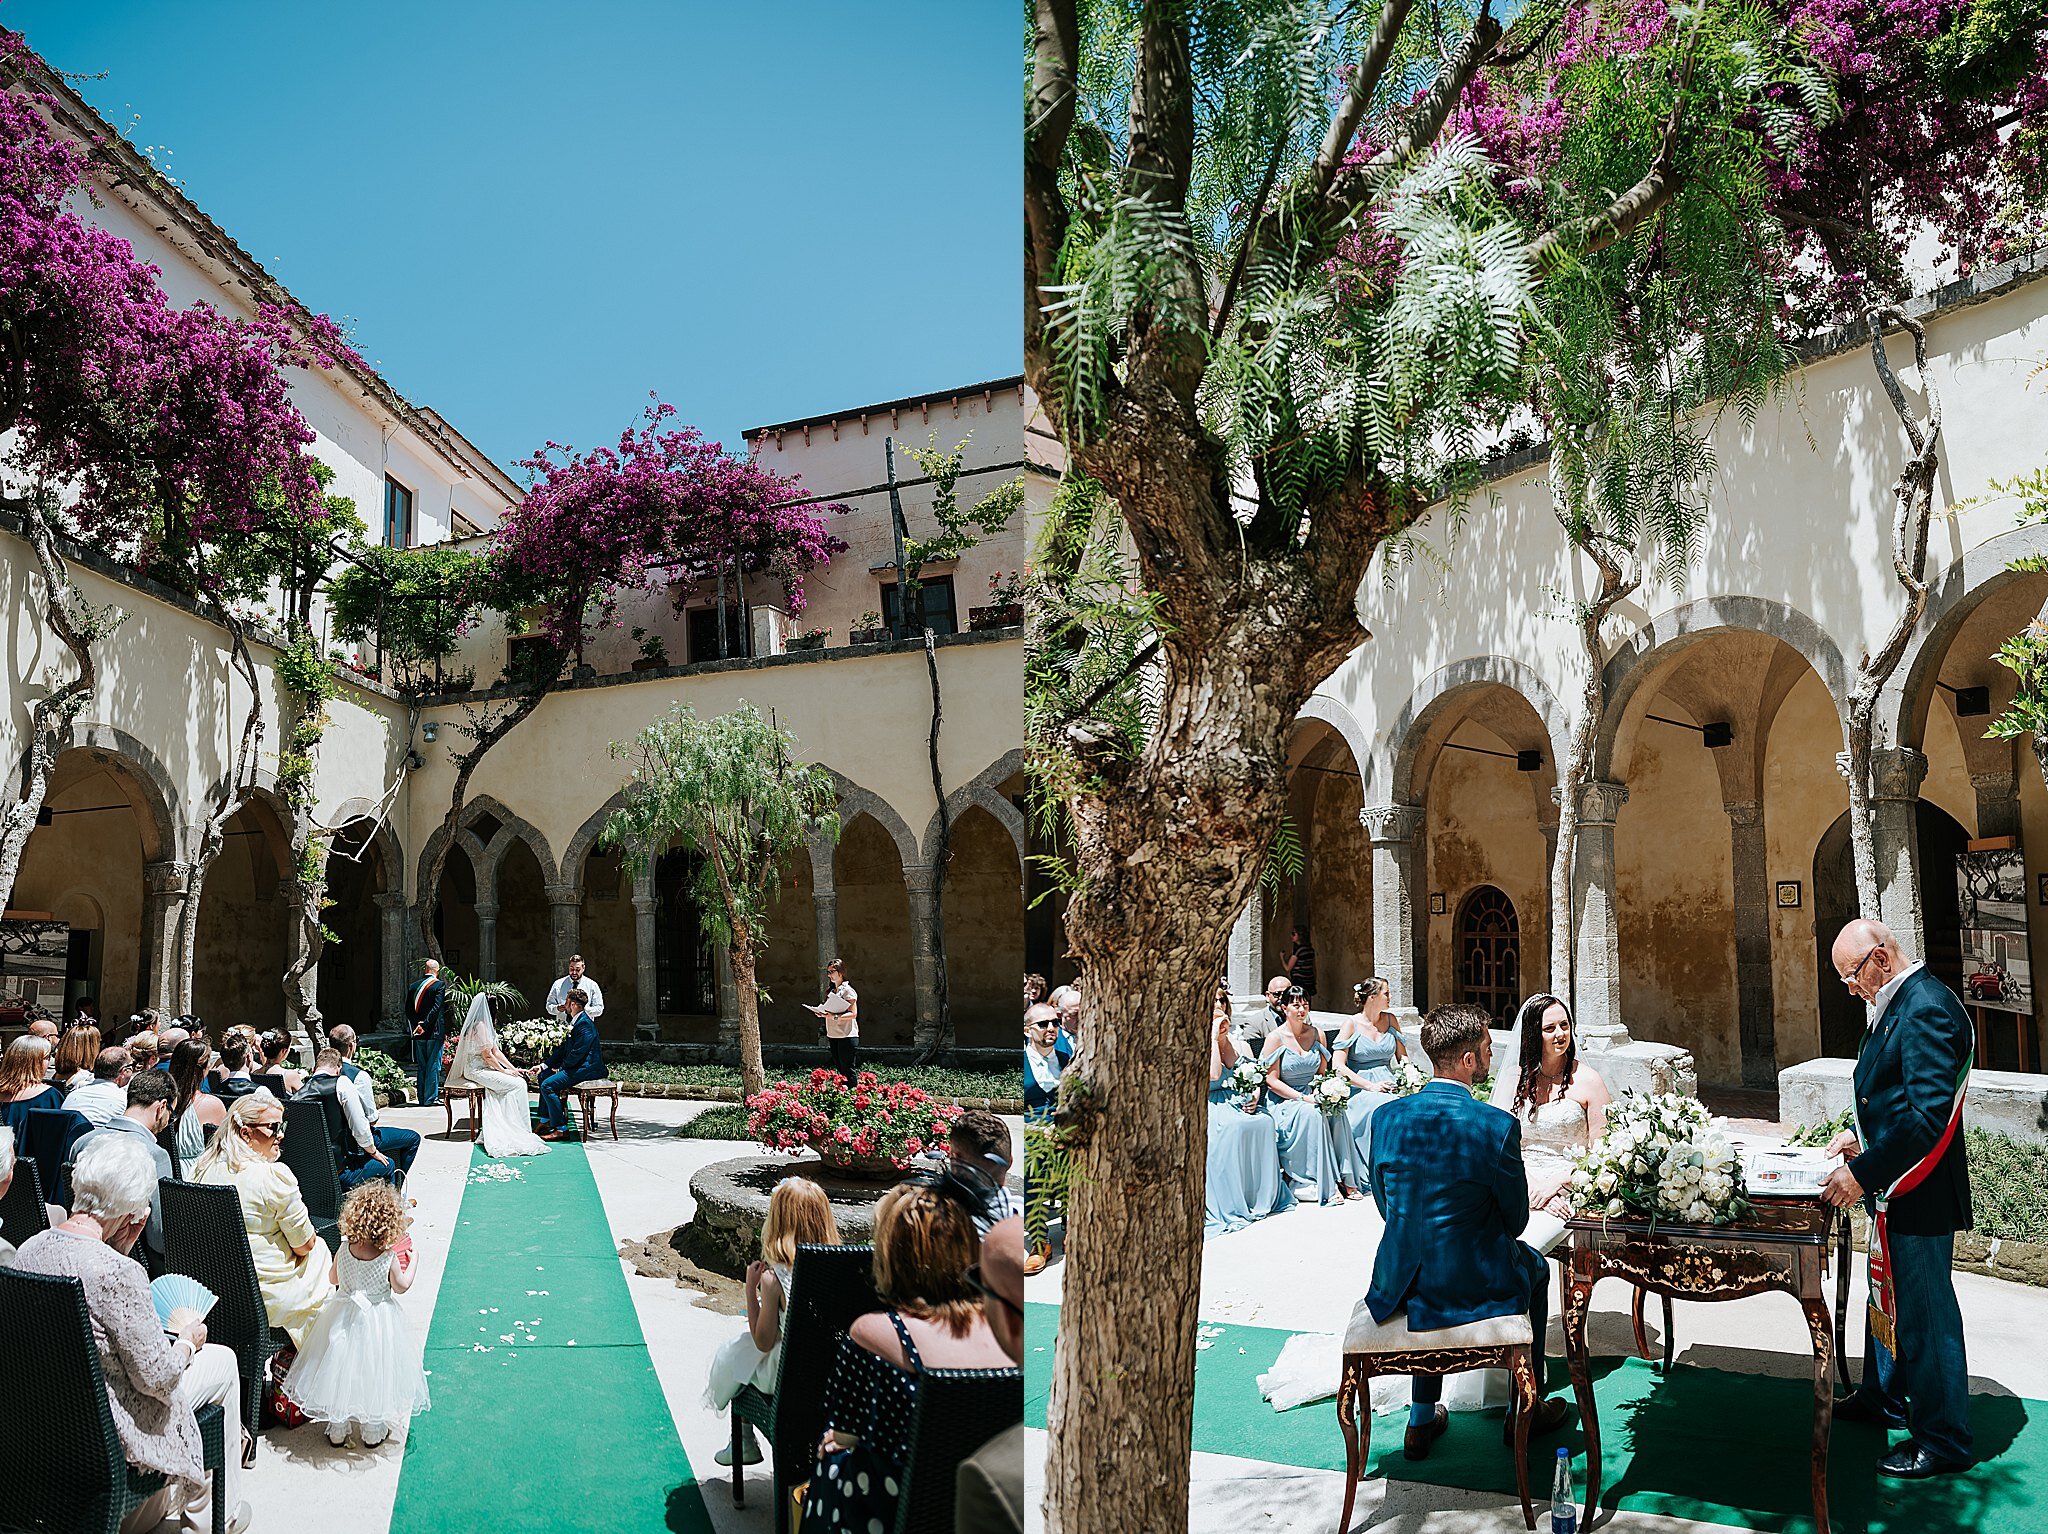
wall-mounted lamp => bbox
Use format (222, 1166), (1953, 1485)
(1937, 681), (1990, 717)
(422, 721), (439, 744)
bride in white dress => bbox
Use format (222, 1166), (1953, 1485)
(446, 994), (550, 1159)
(1489, 992), (1611, 1212)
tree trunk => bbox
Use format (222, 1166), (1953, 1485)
(0, 500), (111, 915)
(1548, 530), (1637, 1005)
(177, 610), (266, 1014)
(916, 630), (953, 1063)
(729, 933), (766, 1102)
(1842, 309), (1941, 921)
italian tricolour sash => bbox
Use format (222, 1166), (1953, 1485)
(1851, 1041), (1971, 1357)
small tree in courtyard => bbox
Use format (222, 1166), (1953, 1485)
(600, 701), (840, 1100)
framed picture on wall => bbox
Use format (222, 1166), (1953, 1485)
(1776, 881), (1801, 908)
(1428, 892), (1446, 915)
(1957, 846), (2032, 1016)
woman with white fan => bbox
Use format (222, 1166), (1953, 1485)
(11, 1134), (251, 1533)
(444, 992), (550, 1159)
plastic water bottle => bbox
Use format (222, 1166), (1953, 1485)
(1550, 1446), (1577, 1533)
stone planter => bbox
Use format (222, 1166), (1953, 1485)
(968, 603), (1023, 631)
(787, 633), (828, 653)
(814, 1149), (901, 1180)
(630, 656), (667, 672)
(848, 627), (890, 645)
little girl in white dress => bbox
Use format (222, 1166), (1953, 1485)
(703, 1176), (841, 1465)
(284, 1180), (432, 1448)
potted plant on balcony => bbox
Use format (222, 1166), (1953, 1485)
(969, 570), (1026, 631)
(787, 625), (830, 652)
(848, 609), (889, 645)
(629, 625), (670, 672)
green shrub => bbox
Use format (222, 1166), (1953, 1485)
(608, 1061), (1018, 1100)
(1967, 1127), (2048, 1244)
(357, 1047), (411, 1101)
(676, 1105), (753, 1141)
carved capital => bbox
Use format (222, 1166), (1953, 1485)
(631, 894), (658, 917)
(471, 901), (501, 923)
(1577, 780), (1630, 825)
(1724, 800), (1764, 830)
(1838, 746), (1928, 801)
(901, 865), (940, 897)
(544, 882), (582, 908)
(373, 891), (409, 911)
(1359, 803), (1424, 843)
(144, 860), (192, 896)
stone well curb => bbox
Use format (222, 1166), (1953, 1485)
(1843, 1208), (2048, 1289)
(375, 1080), (1025, 1116)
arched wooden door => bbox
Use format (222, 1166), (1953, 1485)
(1456, 885), (1520, 1025)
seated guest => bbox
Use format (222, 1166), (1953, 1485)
(55, 1022), (102, 1092)
(0, 1035), (64, 1136)
(0, 1126), (16, 1268)
(293, 1049), (399, 1189)
(11, 1135), (250, 1532)
(27, 1016), (60, 1054)
(1367, 1003), (1567, 1460)
(258, 1030), (306, 1096)
(74, 1070), (177, 1265)
(151, 1025), (189, 1071)
(165, 1040), (227, 1178)
(126, 1032), (159, 1075)
(948, 1110), (1021, 1230)
(193, 1090), (335, 1346)
(1023, 972), (1048, 1010)
(1334, 978), (1410, 1165)
(66, 1046), (135, 1129)
(956, 1215), (1026, 1534)
(704, 1176), (841, 1466)
(1262, 990), (1367, 1203)
(1023, 1004), (1069, 1121)
(533, 987), (604, 1140)
(72, 995), (99, 1032)
(804, 1167), (1014, 1531)
(212, 1033), (257, 1102)
(1207, 992), (1292, 1236)
(1055, 989), (1083, 1051)
(330, 1024), (420, 1177)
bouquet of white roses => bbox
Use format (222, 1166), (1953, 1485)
(1568, 1089), (1748, 1226)
(500, 1016), (570, 1066)
(1388, 1057), (1431, 1096)
(1311, 1068), (1352, 1117)
(1228, 1055), (1266, 1101)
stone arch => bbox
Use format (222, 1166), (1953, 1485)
(1885, 519), (2048, 750)
(818, 768), (919, 873)
(1291, 695), (1374, 778)
(412, 795), (554, 908)
(322, 801), (402, 896)
(60, 720), (181, 863)
(1594, 595), (1850, 779)
(1378, 657), (1572, 806)
(562, 789), (633, 887)
(920, 749), (1026, 869)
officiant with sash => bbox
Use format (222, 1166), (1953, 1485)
(545, 954), (605, 1029)
(1823, 918), (1974, 1480)
(408, 958), (450, 1107)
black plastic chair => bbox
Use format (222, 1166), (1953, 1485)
(253, 1073), (291, 1100)
(0, 1155), (50, 1248)
(730, 1242), (882, 1530)
(280, 1099), (343, 1250)
(160, 1179), (286, 1434)
(0, 1268), (226, 1534)
(894, 1367), (1025, 1534)
(24, 1105), (93, 1209)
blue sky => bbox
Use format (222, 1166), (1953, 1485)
(7, 1), (1020, 473)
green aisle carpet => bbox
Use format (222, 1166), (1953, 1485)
(1025, 1303), (2044, 1533)
(389, 1145), (712, 1534)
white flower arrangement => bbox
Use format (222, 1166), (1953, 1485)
(1388, 1057), (1432, 1096)
(1568, 1089), (1748, 1226)
(500, 1016), (569, 1065)
(1228, 1056), (1267, 1101)
(1311, 1068), (1352, 1117)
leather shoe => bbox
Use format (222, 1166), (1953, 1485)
(1503, 1396), (1570, 1445)
(1832, 1392), (1906, 1429)
(1403, 1404), (1448, 1461)
(1877, 1441), (1971, 1479)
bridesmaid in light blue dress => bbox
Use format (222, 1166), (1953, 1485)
(1334, 977), (1409, 1167)
(1261, 994), (1368, 1204)
(1205, 992), (1293, 1236)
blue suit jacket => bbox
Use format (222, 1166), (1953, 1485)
(544, 1014), (606, 1086)
(1848, 965), (1973, 1236)
(1367, 1079), (1543, 1330)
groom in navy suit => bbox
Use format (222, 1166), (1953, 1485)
(1367, 1003), (1568, 1459)
(534, 987), (605, 1140)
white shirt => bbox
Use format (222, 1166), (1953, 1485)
(321, 1072), (377, 1154)
(1870, 960), (1924, 1030)
(342, 1062), (379, 1124)
(64, 1078), (128, 1128)
(1025, 1042), (1064, 1095)
(822, 980), (858, 1039)
(546, 972), (605, 1021)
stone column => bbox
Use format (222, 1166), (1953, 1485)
(630, 866), (659, 1042)
(715, 947), (740, 1053)
(142, 860), (192, 1016)
(1360, 804), (1424, 1011)
(472, 901), (499, 982)
(1227, 885), (1264, 997)
(1837, 747), (1929, 959)
(374, 892), (409, 1032)
(1725, 800), (1779, 1089)
(1539, 816), (1561, 993)
(545, 882), (581, 978)
(810, 841), (840, 997)
(1972, 770), (2021, 841)
(1570, 781), (1630, 1049)
(903, 863), (944, 1050)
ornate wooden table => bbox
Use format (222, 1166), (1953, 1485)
(1555, 1198), (1852, 1533)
